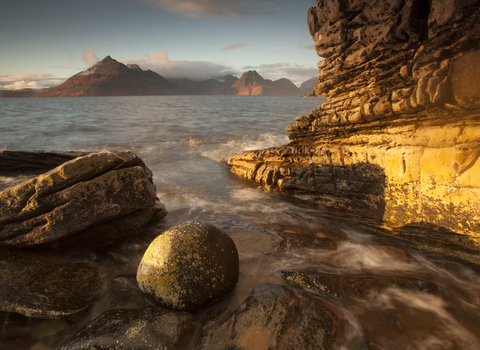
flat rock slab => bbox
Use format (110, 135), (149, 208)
(0, 150), (164, 247)
(281, 271), (438, 298)
(0, 247), (103, 319)
(198, 283), (340, 349)
(61, 307), (195, 350)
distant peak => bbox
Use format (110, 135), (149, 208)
(101, 56), (115, 63)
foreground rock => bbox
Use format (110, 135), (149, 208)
(0, 151), (166, 247)
(61, 307), (195, 350)
(282, 271), (438, 298)
(137, 221), (239, 312)
(198, 283), (339, 350)
(224, 0), (480, 265)
(0, 247), (103, 319)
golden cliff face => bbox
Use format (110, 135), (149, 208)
(225, 0), (480, 261)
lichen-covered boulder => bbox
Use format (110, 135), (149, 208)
(136, 221), (239, 311)
(0, 150), (167, 247)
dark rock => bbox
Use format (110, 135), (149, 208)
(287, 304), (340, 350)
(197, 283), (299, 349)
(137, 221), (239, 312)
(0, 151), (86, 175)
(0, 151), (166, 247)
(61, 307), (195, 350)
(281, 271), (438, 298)
(0, 247), (103, 319)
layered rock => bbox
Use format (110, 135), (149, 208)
(225, 0), (480, 261)
(0, 151), (166, 247)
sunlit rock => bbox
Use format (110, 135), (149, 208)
(136, 221), (239, 311)
(0, 150), (167, 247)
(224, 0), (480, 265)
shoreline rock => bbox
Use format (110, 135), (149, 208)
(0, 150), (167, 247)
(137, 221), (239, 312)
(224, 0), (480, 266)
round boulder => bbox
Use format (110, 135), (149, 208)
(136, 221), (239, 311)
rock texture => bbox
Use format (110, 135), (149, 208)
(223, 70), (301, 96)
(225, 0), (480, 261)
(198, 283), (339, 350)
(0, 151), (166, 247)
(34, 56), (181, 97)
(137, 221), (239, 312)
(62, 307), (195, 350)
(0, 246), (103, 319)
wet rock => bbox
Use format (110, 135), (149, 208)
(281, 271), (438, 298)
(0, 151), (166, 247)
(61, 307), (195, 350)
(198, 283), (299, 349)
(0, 247), (103, 319)
(224, 0), (480, 266)
(287, 304), (340, 350)
(136, 221), (239, 312)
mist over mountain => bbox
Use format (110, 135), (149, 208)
(1, 56), (317, 97)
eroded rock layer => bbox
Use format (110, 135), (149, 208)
(225, 0), (480, 256)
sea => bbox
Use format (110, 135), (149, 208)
(1, 95), (480, 349)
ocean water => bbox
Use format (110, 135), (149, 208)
(1, 95), (480, 349)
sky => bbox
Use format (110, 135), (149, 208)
(0, 0), (320, 90)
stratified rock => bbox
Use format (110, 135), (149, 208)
(224, 0), (480, 265)
(0, 151), (166, 247)
(287, 304), (340, 350)
(136, 221), (239, 312)
(0, 247), (103, 319)
(197, 283), (299, 349)
(61, 307), (195, 350)
(281, 271), (438, 298)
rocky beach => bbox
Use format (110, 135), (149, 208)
(1, 0), (480, 349)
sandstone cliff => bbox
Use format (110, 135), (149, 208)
(225, 0), (480, 264)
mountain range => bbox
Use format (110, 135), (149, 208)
(0, 56), (317, 97)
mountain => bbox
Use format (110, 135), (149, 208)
(222, 70), (300, 96)
(299, 77), (318, 96)
(169, 75), (238, 95)
(34, 56), (181, 97)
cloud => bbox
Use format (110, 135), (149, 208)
(0, 73), (63, 90)
(121, 51), (238, 80)
(136, 0), (279, 18)
(304, 45), (315, 50)
(82, 47), (100, 66)
(221, 43), (247, 51)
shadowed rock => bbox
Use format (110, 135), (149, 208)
(0, 247), (103, 319)
(0, 151), (166, 247)
(281, 271), (438, 298)
(61, 307), (195, 350)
